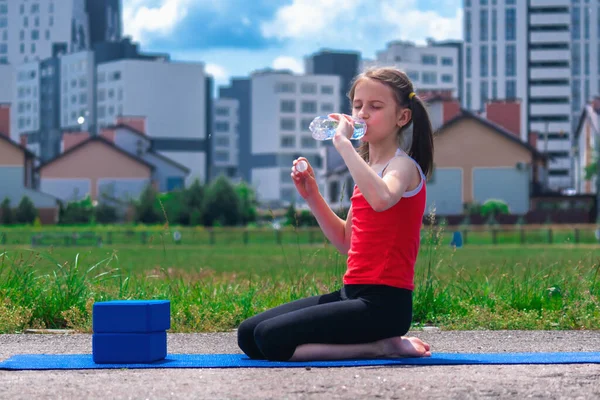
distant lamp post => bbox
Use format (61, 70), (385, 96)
(77, 116), (85, 126)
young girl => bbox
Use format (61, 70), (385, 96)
(237, 67), (434, 362)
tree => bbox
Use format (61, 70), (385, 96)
(1, 198), (13, 225)
(15, 196), (37, 224)
(135, 185), (161, 224)
(235, 181), (257, 225)
(182, 179), (204, 226)
(480, 199), (510, 218)
(203, 176), (241, 226)
(285, 202), (297, 226)
(94, 202), (118, 224)
(59, 196), (94, 225)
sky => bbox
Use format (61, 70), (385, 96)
(121, 0), (463, 89)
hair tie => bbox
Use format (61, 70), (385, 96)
(408, 92), (416, 100)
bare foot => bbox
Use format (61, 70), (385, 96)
(378, 336), (432, 358)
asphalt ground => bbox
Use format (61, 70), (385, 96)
(1, 330), (599, 399)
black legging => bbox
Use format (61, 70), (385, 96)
(237, 284), (412, 361)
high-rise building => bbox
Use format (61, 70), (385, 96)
(304, 50), (360, 115)
(463, 0), (599, 190)
(362, 40), (462, 101)
(219, 78), (251, 182)
(2, 0), (91, 65)
(250, 69), (340, 207)
(212, 98), (239, 180)
(96, 59), (209, 184)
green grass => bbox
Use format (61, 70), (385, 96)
(1, 224), (599, 333)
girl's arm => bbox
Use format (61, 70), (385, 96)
(306, 194), (352, 255)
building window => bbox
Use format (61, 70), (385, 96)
(492, 45), (497, 77)
(505, 8), (516, 41)
(441, 74), (453, 83)
(301, 101), (317, 114)
(572, 44), (580, 75)
(480, 9), (488, 41)
(422, 55), (437, 65)
(280, 100), (295, 113)
(441, 57), (453, 66)
(422, 72), (437, 84)
(275, 82), (295, 93)
(280, 118), (296, 131)
(321, 103), (334, 113)
(466, 82), (472, 109)
(301, 83), (317, 94)
(320, 85), (334, 94)
(167, 177), (184, 191)
(280, 135), (295, 148)
(572, 7), (580, 40)
(480, 45), (488, 77)
(506, 80), (516, 99)
(215, 122), (229, 132)
(215, 137), (229, 146)
(407, 71), (419, 81)
(465, 11), (471, 43)
(301, 137), (316, 148)
(215, 107), (229, 116)
(480, 80), (488, 106)
(491, 9), (497, 41)
(466, 47), (471, 78)
(505, 44), (516, 77)
(215, 151), (229, 162)
(301, 118), (313, 131)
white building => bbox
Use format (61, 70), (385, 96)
(212, 98), (239, 179)
(2, 0), (89, 65)
(96, 59), (208, 184)
(60, 50), (95, 131)
(464, 0), (600, 190)
(250, 70), (340, 206)
(11, 61), (40, 140)
(362, 40), (461, 99)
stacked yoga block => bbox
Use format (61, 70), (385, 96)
(92, 300), (170, 364)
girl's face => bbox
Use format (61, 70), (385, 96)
(351, 78), (411, 143)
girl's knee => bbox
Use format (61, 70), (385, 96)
(253, 321), (295, 361)
(237, 319), (263, 359)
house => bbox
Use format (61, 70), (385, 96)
(0, 132), (59, 224)
(573, 98), (600, 194)
(37, 116), (190, 205)
(99, 118), (190, 192)
(428, 110), (547, 215)
(38, 135), (155, 204)
(322, 105), (547, 216)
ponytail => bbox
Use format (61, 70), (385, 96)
(408, 96), (434, 179)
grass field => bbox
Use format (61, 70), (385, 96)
(1, 224), (599, 333)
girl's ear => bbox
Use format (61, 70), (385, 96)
(397, 108), (412, 128)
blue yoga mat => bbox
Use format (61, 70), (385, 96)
(1, 352), (599, 370)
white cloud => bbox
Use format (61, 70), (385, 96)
(272, 56), (304, 73)
(122, 0), (195, 45)
(261, 0), (462, 48)
(205, 63), (228, 80)
(380, 4), (463, 44)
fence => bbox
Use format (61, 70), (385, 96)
(1, 224), (600, 247)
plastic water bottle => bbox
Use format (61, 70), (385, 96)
(309, 115), (367, 140)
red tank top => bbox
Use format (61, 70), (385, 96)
(343, 150), (426, 291)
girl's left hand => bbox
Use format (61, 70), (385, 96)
(329, 113), (354, 148)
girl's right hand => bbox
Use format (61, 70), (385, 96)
(291, 157), (319, 200)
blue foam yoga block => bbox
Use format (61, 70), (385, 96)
(92, 300), (170, 333)
(92, 331), (167, 364)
